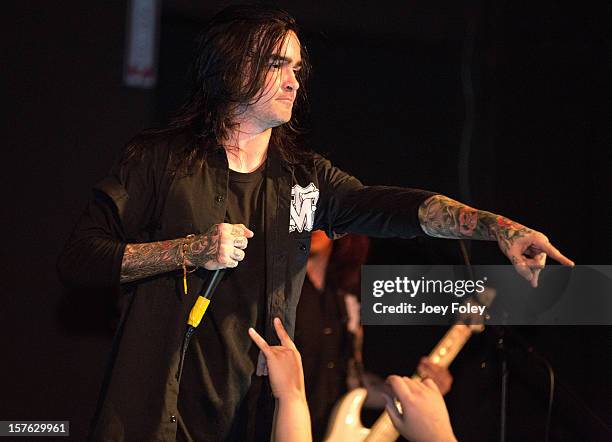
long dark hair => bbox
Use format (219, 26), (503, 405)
(126, 4), (310, 167)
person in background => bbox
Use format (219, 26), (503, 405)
(295, 231), (453, 440)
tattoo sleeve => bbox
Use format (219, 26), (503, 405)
(120, 226), (220, 283)
(418, 195), (533, 254)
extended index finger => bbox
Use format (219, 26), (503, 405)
(248, 327), (271, 355)
(273, 317), (297, 350)
(536, 240), (574, 266)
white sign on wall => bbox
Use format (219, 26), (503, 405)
(124, 0), (160, 88)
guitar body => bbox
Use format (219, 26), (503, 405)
(323, 388), (371, 442)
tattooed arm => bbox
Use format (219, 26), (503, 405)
(418, 195), (574, 287)
(120, 223), (254, 283)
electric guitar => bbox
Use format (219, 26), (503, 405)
(323, 289), (494, 442)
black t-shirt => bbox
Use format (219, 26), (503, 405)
(177, 166), (273, 441)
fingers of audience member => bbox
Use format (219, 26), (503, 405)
(383, 393), (403, 429)
(273, 318), (297, 350)
(248, 328), (271, 356)
(387, 375), (414, 414)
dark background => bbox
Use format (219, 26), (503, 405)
(3, 1), (611, 441)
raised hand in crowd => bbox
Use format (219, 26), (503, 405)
(384, 375), (457, 442)
(249, 318), (312, 442)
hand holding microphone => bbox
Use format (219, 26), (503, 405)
(186, 223), (253, 270)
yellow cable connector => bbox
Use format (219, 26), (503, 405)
(187, 296), (211, 328)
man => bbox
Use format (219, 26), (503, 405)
(295, 231), (453, 441)
(58, 4), (572, 441)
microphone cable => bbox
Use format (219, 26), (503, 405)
(176, 269), (225, 382)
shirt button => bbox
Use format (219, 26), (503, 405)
(327, 362), (335, 369)
(323, 327), (333, 335)
(298, 244), (307, 252)
(215, 195), (224, 203)
(170, 415), (176, 423)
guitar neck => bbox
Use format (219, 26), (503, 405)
(364, 324), (477, 442)
(422, 324), (474, 369)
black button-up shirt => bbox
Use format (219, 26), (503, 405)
(58, 133), (435, 441)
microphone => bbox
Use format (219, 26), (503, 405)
(177, 269), (226, 381)
(187, 269), (225, 327)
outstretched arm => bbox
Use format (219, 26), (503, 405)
(248, 318), (312, 442)
(418, 195), (574, 286)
